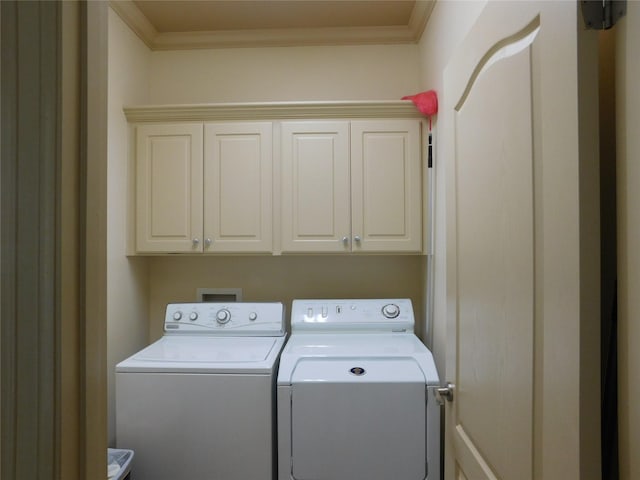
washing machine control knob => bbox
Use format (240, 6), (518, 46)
(216, 309), (231, 324)
(189, 312), (198, 321)
(172, 311), (183, 321)
(381, 303), (400, 319)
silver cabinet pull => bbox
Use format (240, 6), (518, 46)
(342, 236), (349, 245)
(205, 238), (212, 247)
(192, 238), (200, 247)
(354, 235), (361, 243)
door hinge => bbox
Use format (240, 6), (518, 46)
(581, 0), (627, 30)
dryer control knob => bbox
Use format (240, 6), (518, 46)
(189, 312), (198, 321)
(381, 303), (400, 319)
(172, 311), (183, 321)
(216, 309), (231, 324)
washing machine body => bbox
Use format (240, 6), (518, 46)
(277, 299), (440, 480)
(116, 302), (286, 480)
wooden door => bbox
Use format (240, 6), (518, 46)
(204, 122), (273, 252)
(351, 120), (422, 253)
(280, 121), (350, 252)
(135, 123), (203, 253)
(443, 3), (599, 479)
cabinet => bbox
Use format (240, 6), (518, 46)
(135, 123), (203, 253)
(128, 101), (425, 255)
(135, 122), (272, 253)
(204, 122), (272, 253)
(281, 119), (422, 253)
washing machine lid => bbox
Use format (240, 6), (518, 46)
(115, 335), (286, 374)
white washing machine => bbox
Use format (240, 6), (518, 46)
(116, 302), (286, 480)
(277, 299), (440, 480)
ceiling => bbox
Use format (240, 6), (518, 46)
(109, 0), (434, 50)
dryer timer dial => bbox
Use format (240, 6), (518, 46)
(216, 309), (231, 324)
(381, 303), (400, 319)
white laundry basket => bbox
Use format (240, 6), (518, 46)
(108, 448), (133, 480)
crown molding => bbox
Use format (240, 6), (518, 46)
(110, 0), (158, 50)
(124, 101), (424, 123)
(152, 25), (416, 50)
(109, 0), (434, 51)
(409, 0), (435, 39)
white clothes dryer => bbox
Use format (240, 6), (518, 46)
(277, 299), (440, 480)
(116, 302), (286, 480)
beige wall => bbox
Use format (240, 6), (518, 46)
(107, 8), (152, 446)
(149, 44), (421, 103)
(148, 256), (425, 341)
(417, 0), (486, 378)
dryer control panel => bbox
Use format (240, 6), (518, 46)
(164, 302), (285, 336)
(291, 299), (414, 333)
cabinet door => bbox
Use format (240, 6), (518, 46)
(135, 123), (203, 253)
(351, 120), (422, 252)
(204, 122), (273, 252)
(281, 121), (350, 253)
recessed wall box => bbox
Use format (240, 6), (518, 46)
(196, 288), (243, 303)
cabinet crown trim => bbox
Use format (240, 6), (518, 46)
(124, 101), (424, 122)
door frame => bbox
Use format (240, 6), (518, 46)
(1, 1), (108, 478)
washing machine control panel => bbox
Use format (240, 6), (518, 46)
(164, 302), (285, 336)
(291, 299), (414, 333)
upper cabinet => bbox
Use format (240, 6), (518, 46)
(204, 122), (273, 253)
(135, 123), (204, 253)
(281, 121), (351, 252)
(135, 122), (272, 253)
(127, 102), (424, 255)
(281, 119), (422, 253)
(351, 120), (422, 253)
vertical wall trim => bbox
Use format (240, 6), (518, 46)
(82, 1), (109, 478)
(577, 10), (603, 479)
(1, 3), (18, 478)
(1, 1), (61, 478)
(60, 1), (83, 478)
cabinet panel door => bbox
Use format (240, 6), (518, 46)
(136, 123), (203, 253)
(204, 123), (273, 252)
(281, 121), (350, 253)
(351, 120), (422, 252)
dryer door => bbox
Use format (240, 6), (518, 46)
(290, 359), (427, 480)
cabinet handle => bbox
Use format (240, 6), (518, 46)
(354, 235), (361, 243)
(192, 238), (200, 247)
(342, 236), (349, 245)
(205, 238), (212, 247)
